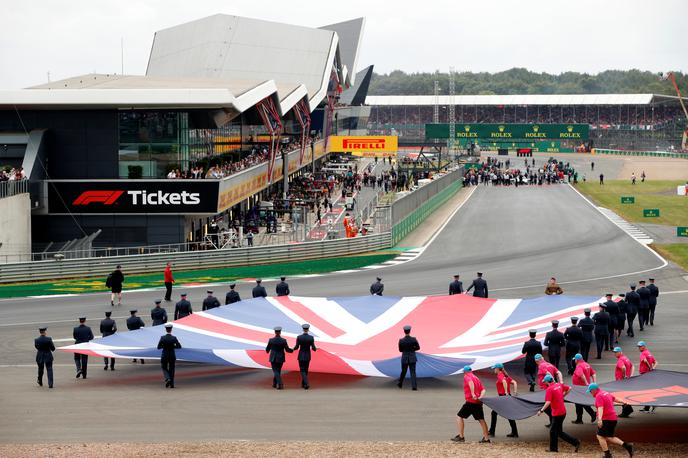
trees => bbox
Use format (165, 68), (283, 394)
(368, 68), (688, 96)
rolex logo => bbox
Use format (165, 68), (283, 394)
(498, 125), (505, 133)
(464, 125), (470, 132)
(567, 125), (574, 132)
(533, 125), (539, 132)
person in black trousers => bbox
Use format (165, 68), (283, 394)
(35, 327), (55, 388)
(293, 323), (317, 389)
(593, 304), (611, 359)
(397, 325), (420, 390)
(265, 326), (293, 389)
(648, 278), (659, 325)
(489, 363), (518, 438)
(625, 284), (640, 337)
(157, 324), (181, 388)
(521, 329), (542, 391)
(544, 320), (565, 370)
(73, 317), (94, 379)
(99, 311), (117, 370)
(578, 309), (595, 361)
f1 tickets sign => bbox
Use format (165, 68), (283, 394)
(328, 136), (398, 155)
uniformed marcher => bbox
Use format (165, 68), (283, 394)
(397, 325), (420, 390)
(225, 283), (241, 304)
(151, 300), (168, 326)
(265, 326), (293, 389)
(603, 294), (620, 347)
(174, 293), (193, 320)
(593, 304), (611, 359)
(252, 279), (268, 298)
(578, 309), (595, 361)
(126, 310), (145, 364)
(615, 294), (627, 341)
(564, 317), (583, 375)
(636, 280), (651, 330)
(35, 327), (55, 388)
(521, 329), (543, 391)
(647, 278), (659, 326)
(625, 284), (639, 337)
(449, 275), (463, 295)
(100, 311), (117, 370)
(73, 317), (94, 379)
(157, 324), (181, 388)
(276, 277), (290, 296)
(466, 272), (488, 298)
(202, 290), (221, 311)
(544, 320), (565, 370)
(370, 277), (384, 296)
(293, 323), (317, 389)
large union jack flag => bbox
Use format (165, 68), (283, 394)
(60, 295), (602, 378)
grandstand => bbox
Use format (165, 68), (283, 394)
(366, 94), (688, 151)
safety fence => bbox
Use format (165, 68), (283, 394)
(0, 179), (30, 199)
(592, 148), (687, 159)
(0, 233), (391, 284)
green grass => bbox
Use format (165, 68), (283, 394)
(653, 244), (688, 271)
(577, 180), (688, 226)
(0, 252), (398, 299)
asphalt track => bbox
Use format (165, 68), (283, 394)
(1, 182), (687, 443)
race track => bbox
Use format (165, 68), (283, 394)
(1, 183), (687, 443)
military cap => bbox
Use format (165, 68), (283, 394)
(584, 308), (591, 313)
(130, 309), (137, 314)
(638, 280), (646, 284)
(528, 329), (537, 334)
(39, 327), (47, 332)
(618, 293), (625, 297)
(207, 290), (213, 294)
(570, 316), (578, 322)
(116, 264), (122, 269)
(105, 311), (112, 317)
(477, 272), (483, 276)
(181, 293), (187, 297)
(302, 323), (310, 330)
(256, 279), (262, 283)
(551, 320), (559, 326)
(274, 326), (282, 332)
(280, 276), (286, 281)
(453, 274), (460, 278)
(165, 324), (173, 329)
(229, 283), (236, 288)
(629, 283), (636, 288)
(605, 293), (613, 297)
(154, 300), (162, 305)
(649, 278), (654, 281)
(599, 302), (607, 308)
(78, 316), (87, 321)
(376, 276), (382, 281)
(403, 325), (412, 332)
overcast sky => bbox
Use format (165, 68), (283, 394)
(1, 0), (686, 89)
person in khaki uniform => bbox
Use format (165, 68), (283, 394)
(545, 277), (564, 295)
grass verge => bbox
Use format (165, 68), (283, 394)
(576, 180), (687, 226)
(0, 252), (397, 299)
(652, 244), (688, 271)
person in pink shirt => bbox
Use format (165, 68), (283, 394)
(587, 383), (634, 457)
(613, 347), (635, 417)
(571, 353), (596, 424)
(488, 363), (518, 438)
(451, 365), (490, 443)
(535, 353), (563, 426)
(637, 341), (657, 412)
(537, 374), (580, 453)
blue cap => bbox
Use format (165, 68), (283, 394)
(492, 363), (504, 369)
(637, 341), (646, 347)
(543, 374), (554, 383)
(613, 347), (622, 353)
(573, 353), (583, 361)
(463, 365), (472, 372)
(534, 354), (543, 361)
(587, 383), (599, 393)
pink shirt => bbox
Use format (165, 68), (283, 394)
(537, 361), (557, 389)
(572, 361), (596, 386)
(615, 355), (633, 380)
(463, 372), (484, 404)
(639, 349), (656, 374)
(595, 390), (618, 421)
(496, 372), (512, 395)
(545, 383), (570, 417)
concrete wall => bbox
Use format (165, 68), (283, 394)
(0, 193), (31, 263)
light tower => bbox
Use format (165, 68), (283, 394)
(448, 67), (456, 157)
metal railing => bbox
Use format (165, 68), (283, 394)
(0, 179), (29, 199)
(0, 233), (392, 284)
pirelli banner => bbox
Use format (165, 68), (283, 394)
(328, 136), (398, 157)
(48, 180), (220, 215)
(425, 123), (589, 140)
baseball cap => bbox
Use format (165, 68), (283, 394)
(492, 363), (504, 369)
(637, 341), (646, 347)
(573, 354), (583, 361)
(586, 383), (599, 393)
(613, 347), (622, 353)
(463, 365), (472, 372)
(534, 354), (543, 361)
(543, 374), (554, 383)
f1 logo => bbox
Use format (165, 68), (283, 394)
(72, 190), (124, 205)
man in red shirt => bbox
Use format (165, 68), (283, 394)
(451, 366), (490, 443)
(488, 363), (518, 438)
(587, 383), (634, 457)
(613, 347), (635, 417)
(535, 353), (563, 426)
(538, 374), (580, 453)
(637, 341), (657, 413)
(571, 353), (596, 424)
(163, 262), (174, 302)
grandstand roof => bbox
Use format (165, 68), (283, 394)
(319, 18), (366, 87)
(365, 94), (687, 106)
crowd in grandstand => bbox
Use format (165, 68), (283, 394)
(0, 167), (26, 181)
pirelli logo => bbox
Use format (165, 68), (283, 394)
(329, 136), (398, 155)
(72, 190), (124, 205)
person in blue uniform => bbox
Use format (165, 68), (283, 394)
(202, 290), (221, 310)
(252, 279), (268, 298)
(157, 324), (181, 388)
(73, 317), (94, 379)
(397, 325), (420, 390)
(544, 320), (565, 370)
(174, 293), (193, 320)
(593, 304), (611, 359)
(647, 278), (659, 326)
(636, 280), (651, 330)
(370, 277), (384, 296)
(266, 326), (293, 389)
(276, 277), (290, 296)
(100, 311), (117, 370)
(293, 323), (317, 389)
(225, 283), (241, 304)
(466, 272), (488, 298)
(126, 310), (145, 364)
(521, 329), (542, 391)
(35, 327), (55, 388)
(449, 275), (463, 295)
(564, 317), (583, 375)
(578, 309), (595, 361)
(625, 284), (639, 337)
(151, 300), (168, 326)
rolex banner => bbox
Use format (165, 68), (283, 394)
(425, 123), (590, 140)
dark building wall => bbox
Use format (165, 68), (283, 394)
(32, 214), (186, 247)
(0, 109), (119, 178)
